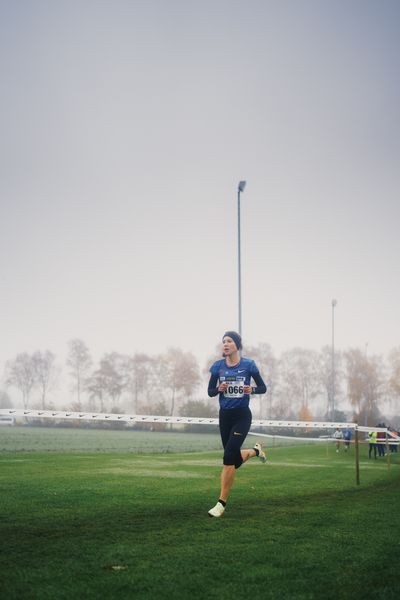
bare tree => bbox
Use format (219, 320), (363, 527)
(66, 339), (92, 410)
(5, 353), (36, 409)
(180, 399), (219, 432)
(124, 353), (153, 413)
(344, 349), (363, 416)
(363, 355), (385, 420)
(344, 348), (385, 424)
(388, 347), (400, 403)
(32, 350), (59, 409)
(180, 399), (219, 418)
(319, 345), (343, 418)
(0, 389), (12, 409)
(86, 368), (107, 412)
(137, 400), (169, 430)
(160, 348), (201, 416)
(246, 343), (277, 419)
(86, 353), (125, 412)
(100, 353), (125, 409)
(278, 348), (322, 415)
(86, 368), (108, 412)
(203, 344), (223, 378)
(272, 394), (296, 420)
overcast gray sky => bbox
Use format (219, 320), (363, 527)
(1, 0), (399, 388)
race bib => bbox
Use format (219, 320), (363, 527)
(222, 375), (246, 398)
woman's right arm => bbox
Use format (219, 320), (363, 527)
(208, 373), (220, 397)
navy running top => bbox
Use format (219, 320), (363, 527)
(208, 357), (267, 409)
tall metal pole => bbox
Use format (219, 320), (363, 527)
(237, 181), (246, 336)
(238, 187), (242, 336)
(331, 299), (337, 420)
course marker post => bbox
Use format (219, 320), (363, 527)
(355, 427), (360, 486)
(386, 433), (391, 471)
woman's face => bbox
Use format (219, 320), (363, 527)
(222, 336), (237, 356)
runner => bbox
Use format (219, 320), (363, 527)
(207, 331), (267, 517)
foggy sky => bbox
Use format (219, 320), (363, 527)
(1, 0), (399, 402)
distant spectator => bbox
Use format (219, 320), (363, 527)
(333, 428), (343, 453)
(343, 428), (352, 452)
(376, 423), (386, 457)
(368, 430), (377, 460)
(388, 426), (399, 453)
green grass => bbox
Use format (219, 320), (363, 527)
(0, 425), (223, 453)
(1, 427), (399, 599)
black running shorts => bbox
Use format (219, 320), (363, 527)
(219, 406), (252, 469)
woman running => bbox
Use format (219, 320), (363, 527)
(207, 331), (267, 517)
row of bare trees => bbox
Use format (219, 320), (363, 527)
(65, 339), (201, 415)
(248, 344), (400, 424)
(2, 340), (202, 416)
(2, 339), (400, 424)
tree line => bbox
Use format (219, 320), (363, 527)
(2, 339), (400, 425)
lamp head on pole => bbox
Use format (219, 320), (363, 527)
(238, 180), (247, 192)
(332, 299), (337, 308)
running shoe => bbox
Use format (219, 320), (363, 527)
(208, 501), (225, 518)
(254, 442), (267, 463)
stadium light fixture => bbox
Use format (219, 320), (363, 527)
(237, 181), (247, 336)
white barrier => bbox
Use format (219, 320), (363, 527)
(0, 408), (358, 430)
(1, 409), (397, 441)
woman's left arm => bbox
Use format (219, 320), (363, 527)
(251, 371), (267, 395)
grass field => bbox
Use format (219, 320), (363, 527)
(1, 427), (399, 599)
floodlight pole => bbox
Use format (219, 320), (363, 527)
(237, 181), (246, 336)
(331, 299), (337, 420)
